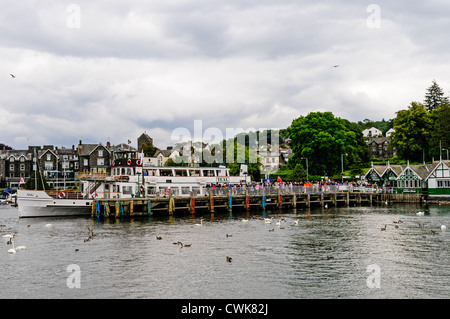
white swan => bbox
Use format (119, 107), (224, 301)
(45, 223), (53, 227)
(16, 245), (27, 250)
(195, 218), (203, 226)
(294, 220), (299, 225)
(242, 218), (249, 223)
(264, 217), (273, 224)
(276, 219), (281, 226)
(442, 225), (447, 231)
(416, 211), (425, 216)
(2, 234), (14, 239)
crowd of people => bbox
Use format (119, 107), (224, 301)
(205, 179), (383, 195)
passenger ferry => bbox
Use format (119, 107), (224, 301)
(17, 148), (250, 217)
(79, 149), (250, 199)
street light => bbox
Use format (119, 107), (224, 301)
(341, 153), (347, 184)
(301, 157), (308, 182)
(443, 148), (449, 161)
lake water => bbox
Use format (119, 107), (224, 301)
(1, 203), (449, 299)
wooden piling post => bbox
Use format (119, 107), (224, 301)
(147, 199), (152, 215)
(209, 190), (215, 213)
(168, 191), (174, 215)
(190, 191), (195, 214)
(245, 190), (250, 210)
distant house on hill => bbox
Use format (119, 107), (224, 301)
(367, 137), (396, 160)
(362, 127), (382, 138)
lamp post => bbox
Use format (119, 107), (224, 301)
(341, 153), (347, 184)
(301, 157), (308, 182)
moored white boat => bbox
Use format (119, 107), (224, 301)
(17, 189), (92, 218)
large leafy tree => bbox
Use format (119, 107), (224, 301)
(391, 102), (432, 162)
(429, 100), (450, 159)
(287, 112), (363, 176)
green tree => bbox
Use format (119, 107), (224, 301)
(424, 80), (449, 113)
(24, 171), (50, 190)
(141, 142), (159, 157)
(222, 138), (261, 181)
(391, 102), (432, 162)
(287, 112), (362, 176)
(429, 100), (450, 159)
(291, 163), (307, 181)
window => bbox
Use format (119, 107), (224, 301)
(9, 164), (14, 171)
(20, 156), (25, 162)
(98, 150), (103, 157)
(123, 186), (133, 194)
(9, 156), (14, 162)
(84, 159), (88, 166)
(97, 158), (104, 166)
(47, 154), (51, 161)
(45, 162), (53, 170)
(437, 180), (443, 188)
(20, 164), (25, 171)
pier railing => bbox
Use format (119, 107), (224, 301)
(68, 184), (394, 199)
(202, 185), (392, 196)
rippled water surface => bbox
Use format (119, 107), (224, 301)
(1, 203), (449, 299)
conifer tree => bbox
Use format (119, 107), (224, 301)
(424, 80), (449, 112)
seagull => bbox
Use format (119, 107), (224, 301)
(226, 256), (233, 263)
(332, 65), (339, 68)
(442, 225), (447, 231)
(10, 74), (15, 78)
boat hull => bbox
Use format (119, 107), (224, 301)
(17, 190), (92, 218)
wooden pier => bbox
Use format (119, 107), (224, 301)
(91, 191), (428, 218)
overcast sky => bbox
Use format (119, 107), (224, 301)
(1, 0), (450, 150)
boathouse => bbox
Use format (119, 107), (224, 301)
(363, 163), (404, 187)
(395, 162), (437, 194)
(426, 160), (450, 196)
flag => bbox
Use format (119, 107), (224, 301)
(19, 177), (25, 184)
(277, 176), (283, 182)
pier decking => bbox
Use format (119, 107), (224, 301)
(91, 190), (428, 218)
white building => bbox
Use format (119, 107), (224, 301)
(362, 127), (382, 138)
